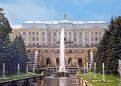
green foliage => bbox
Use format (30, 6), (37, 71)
(94, 16), (121, 75)
(0, 8), (28, 76)
(0, 8), (12, 38)
(13, 35), (28, 73)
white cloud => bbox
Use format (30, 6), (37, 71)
(0, 0), (59, 24)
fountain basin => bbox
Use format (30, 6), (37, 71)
(55, 72), (70, 77)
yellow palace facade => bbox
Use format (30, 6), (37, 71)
(10, 18), (108, 70)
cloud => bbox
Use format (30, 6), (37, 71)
(0, 0), (59, 24)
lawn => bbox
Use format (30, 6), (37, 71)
(78, 72), (121, 86)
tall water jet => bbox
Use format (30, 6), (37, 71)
(33, 51), (38, 73)
(26, 64), (29, 75)
(90, 51), (93, 72)
(59, 28), (66, 72)
(55, 28), (69, 77)
(102, 63), (105, 81)
(89, 51), (93, 77)
(2, 63), (6, 79)
(17, 64), (20, 76)
(93, 63), (96, 78)
(90, 51), (93, 64)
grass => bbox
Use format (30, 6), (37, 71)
(78, 72), (121, 86)
(0, 72), (43, 83)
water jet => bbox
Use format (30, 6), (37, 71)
(55, 28), (70, 77)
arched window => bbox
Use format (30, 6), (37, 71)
(95, 32), (97, 35)
(56, 58), (59, 66)
(42, 32), (45, 35)
(95, 37), (98, 41)
(32, 37), (35, 41)
(69, 50), (72, 53)
(46, 58), (51, 65)
(68, 58), (72, 65)
(78, 58), (82, 67)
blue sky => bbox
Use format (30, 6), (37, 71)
(0, 0), (121, 24)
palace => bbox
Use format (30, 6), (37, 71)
(10, 17), (108, 71)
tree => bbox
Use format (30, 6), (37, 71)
(106, 17), (121, 75)
(94, 30), (111, 73)
(13, 35), (28, 73)
(95, 16), (121, 75)
(0, 8), (12, 38)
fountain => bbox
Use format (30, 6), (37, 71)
(2, 63), (6, 79)
(93, 63), (96, 78)
(55, 28), (70, 77)
(33, 51), (38, 73)
(90, 51), (93, 72)
(86, 62), (89, 74)
(17, 64), (20, 76)
(26, 64), (29, 75)
(118, 60), (121, 81)
(102, 63), (105, 81)
(89, 51), (93, 77)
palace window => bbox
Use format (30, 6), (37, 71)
(91, 32), (93, 35)
(36, 37), (39, 41)
(95, 43), (98, 46)
(91, 37), (93, 41)
(69, 32), (71, 35)
(74, 32), (77, 36)
(69, 37), (71, 41)
(36, 32), (39, 35)
(79, 37), (81, 42)
(53, 37), (56, 42)
(48, 32), (51, 35)
(42, 32), (45, 35)
(53, 32), (56, 36)
(32, 37), (35, 41)
(95, 32), (98, 35)
(95, 37), (98, 41)
(36, 43), (39, 47)
(79, 32), (81, 36)
(33, 32), (35, 35)
(33, 43), (35, 47)
(99, 31), (102, 35)
(23, 32), (26, 35)
(85, 32), (87, 35)
(42, 37), (45, 41)
(29, 32), (31, 35)
(91, 43), (94, 47)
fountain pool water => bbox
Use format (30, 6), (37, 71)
(55, 28), (69, 77)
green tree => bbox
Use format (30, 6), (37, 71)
(106, 17), (121, 75)
(13, 35), (28, 73)
(94, 30), (111, 73)
(0, 8), (12, 38)
(95, 16), (121, 75)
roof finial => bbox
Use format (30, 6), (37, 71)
(64, 13), (67, 20)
